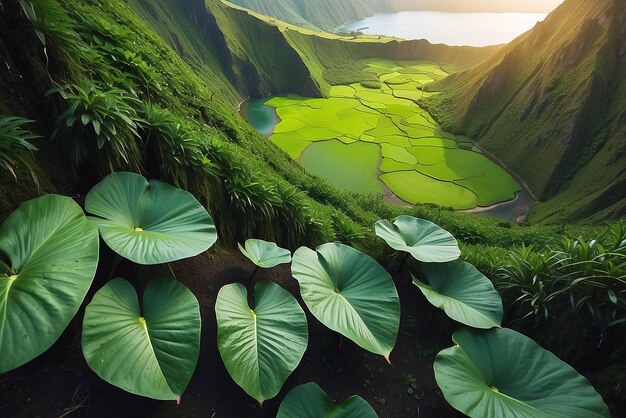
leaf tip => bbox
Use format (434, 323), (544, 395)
(176, 395), (181, 405)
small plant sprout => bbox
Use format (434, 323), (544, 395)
(238, 238), (292, 280)
(375, 215), (460, 274)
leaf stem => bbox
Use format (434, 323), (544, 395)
(248, 265), (259, 281)
(108, 254), (121, 281)
(0, 258), (13, 275)
(167, 263), (177, 280)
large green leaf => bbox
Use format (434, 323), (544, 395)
(215, 281), (307, 405)
(434, 328), (610, 418)
(0, 195), (99, 373)
(277, 382), (378, 418)
(413, 260), (503, 329)
(85, 171), (217, 265)
(82, 277), (200, 401)
(238, 239), (291, 268)
(291, 243), (399, 360)
(375, 215), (460, 262)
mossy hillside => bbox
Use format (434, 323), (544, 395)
(423, 0), (626, 223)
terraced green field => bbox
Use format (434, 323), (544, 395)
(255, 60), (521, 209)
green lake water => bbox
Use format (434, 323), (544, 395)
(241, 97), (532, 221)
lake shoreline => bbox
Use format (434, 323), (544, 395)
(337, 11), (547, 47)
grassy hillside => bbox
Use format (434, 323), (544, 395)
(424, 0), (626, 223)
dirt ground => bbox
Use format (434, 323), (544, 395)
(0, 246), (464, 418)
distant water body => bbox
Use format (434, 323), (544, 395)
(340, 11), (547, 47)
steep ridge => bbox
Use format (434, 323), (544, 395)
(425, 0), (626, 223)
(129, 0), (499, 99)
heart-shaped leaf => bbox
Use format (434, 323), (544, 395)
(238, 239), (291, 268)
(375, 216), (460, 262)
(277, 382), (378, 418)
(216, 281), (308, 405)
(0, 195), (99, 373)
(413, 260), (503, 329)
(85, 171), (217, 265)
(434, 328), (610, 418)
(82, 277), (201, 401)
(291, 243), (399, 360)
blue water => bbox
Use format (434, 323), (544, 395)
(340, 11), (547, 47)
(240, 98), (278, 137)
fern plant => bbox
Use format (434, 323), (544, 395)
(49, 81), (142, 173)
(18, 0), (86, 62)
(138, 104), (216, 188)
(0, 116), (40, 181)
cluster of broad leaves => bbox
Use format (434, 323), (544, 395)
(0, 172), (216, 401)
(372, 216), (608, 418)
(0, 173), (610, 417)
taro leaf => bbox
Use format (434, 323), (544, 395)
(291, 243), (399, 360)
(85, 171), (217, 265)
(413, 260), (503, 329)
(215, 281), (307, 405)
(277, 382), (378, 418)
(238, 239), (291, 268)
(0, 195), (99, 373)
(82, 277), (200, 401)
(434, 328), (610, 418)
(375, 215), (460, 262)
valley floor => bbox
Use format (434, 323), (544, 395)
(244, 59), (523, 215)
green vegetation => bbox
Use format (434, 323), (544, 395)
(424, 0), (626, 223)
(413, 261), (503, 329)
(86, 172), (218, 264)
(435, 328), (609, 418)
(82, 277), (201, 401)
(277, 383), (378, 418)
(0, 195), (99, 373)
(260, 61), (520, 209)
(0, 116), (39, 181)
(216, 281), (308, 405)
(292, 243), (400, 360)
(1, 0), (624, 414)
(238, 238), (292, 270)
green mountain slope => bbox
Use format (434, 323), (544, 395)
(424, 0), (626, 223)
(128, 0), (498, 99)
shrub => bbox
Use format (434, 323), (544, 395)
(360, 80), (382, 89)
(0, 116), (40, 181)
(49, 80), (142, 173)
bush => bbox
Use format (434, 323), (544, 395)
(360, 80), (382, 89)
(49, 80), (142, 173)
(0, 116), (40, 182)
